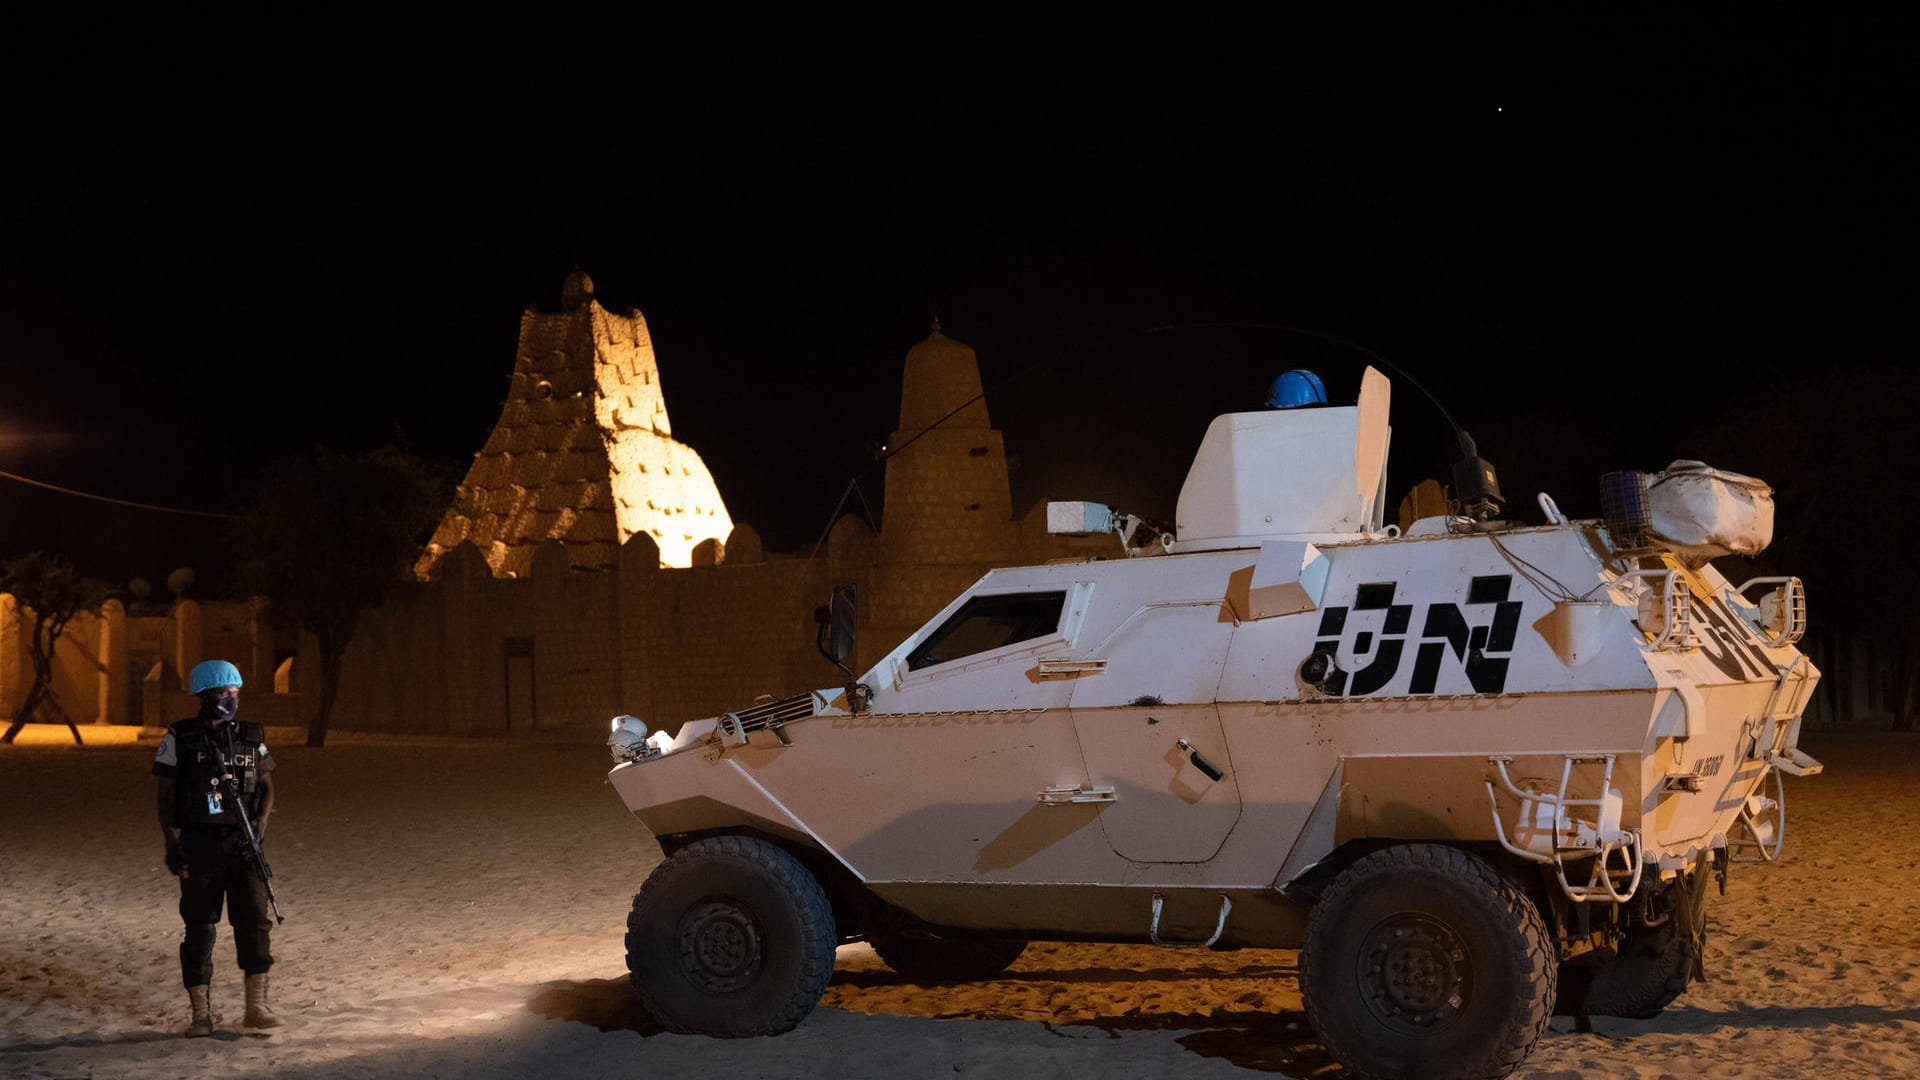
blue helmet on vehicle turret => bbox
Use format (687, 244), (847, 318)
(188, 659), (244, 695)
(1265, 369), (1327, 409)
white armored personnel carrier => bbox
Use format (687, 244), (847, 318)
(606, 367), (1819, 1080)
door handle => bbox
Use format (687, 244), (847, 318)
(1177, 738), (1225, 782)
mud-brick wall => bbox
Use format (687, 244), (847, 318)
(334, 553), (627, 738)
(620, 547), (852, 731)
(330, 582), (451, 734)
(337, 532), (863, 740)
(863, 562), (993, 664)
(438, 551), (623, 737)
(332, 508), (1136, 745)
(520, 562), (624, 734)
(2, 594), (305, 729)
(0, 597), (124, 726)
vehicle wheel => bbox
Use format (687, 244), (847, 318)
(1560, 919), (1694, 1019)
(870, 932), (1027, 983)
(1300, 845), (1555, 1080)
(625, 835), (837, 1036)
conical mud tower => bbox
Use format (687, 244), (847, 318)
(416, 272), (733, 578)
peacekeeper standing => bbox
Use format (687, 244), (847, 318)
(154, 659), (283, 1037)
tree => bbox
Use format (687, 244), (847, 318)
(232, 447), (452, 748)
(0, 552), (110, 744)
(1693, 362), (1920, 731)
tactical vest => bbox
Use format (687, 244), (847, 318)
(170, 719), (267, 828)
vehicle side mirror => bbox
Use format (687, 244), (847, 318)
(815, 582), (857, 669)
(814, 582), (871, 714)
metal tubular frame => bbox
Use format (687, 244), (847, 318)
(1728, 765), (1787, 863)
(1149, 892), (1233, 948)
(1484, 754), (1644, 904)
(1729, 576), (1808, 647)
(1590, 568), (1696, 651)
(1635, 569), (1696, 650)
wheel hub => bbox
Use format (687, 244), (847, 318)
(1358, 913), (1472, 1031)
(677, 899), (764, 993)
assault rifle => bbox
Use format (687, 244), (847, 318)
(210, 740), (285, 925)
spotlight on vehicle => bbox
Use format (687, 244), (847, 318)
(609, 714), (654, 763)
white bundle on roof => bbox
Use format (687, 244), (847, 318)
(1647, 460), (1775, 567)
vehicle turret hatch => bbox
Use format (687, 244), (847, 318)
(1173, 365), (1391, 548)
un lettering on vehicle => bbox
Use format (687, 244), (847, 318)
(1312, 575), (1521, 697)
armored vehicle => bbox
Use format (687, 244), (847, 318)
(606, 367), (1819, 1080)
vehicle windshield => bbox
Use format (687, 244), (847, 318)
(906, 592), (1066, 671)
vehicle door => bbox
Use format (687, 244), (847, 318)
(1068, 599), (1243, 863)
(769, 578), (1119, 884)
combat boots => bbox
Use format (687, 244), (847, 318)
(243, 972), (283, 1029)
(185, 984), (213, 1037)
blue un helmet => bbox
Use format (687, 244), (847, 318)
(187, 659), (244, 696)
(1265, 369), (1327, 408)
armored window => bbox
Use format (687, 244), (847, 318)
(906, 591), (1067, 671)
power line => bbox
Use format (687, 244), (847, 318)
(0, 465), (243, 520)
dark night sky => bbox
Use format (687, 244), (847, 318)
(1, 17), (1913, 593)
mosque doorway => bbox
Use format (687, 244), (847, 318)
(503, 636), (536, 730)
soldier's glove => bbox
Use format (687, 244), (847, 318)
(165, 839), (187, 878)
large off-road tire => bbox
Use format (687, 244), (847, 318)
(1301, 845), (1555, 1080)
(1560, 920), (1694, 1019)
(625, 835), (837, 1036)
(870, 932), (1027, 983)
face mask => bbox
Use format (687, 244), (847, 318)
(203, 694), (238, 723)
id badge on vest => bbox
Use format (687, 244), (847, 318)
(207, 790), (225, 816)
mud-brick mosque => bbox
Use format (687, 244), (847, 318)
(321, 273), (1099, 738)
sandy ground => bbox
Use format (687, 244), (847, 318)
(1, 730), (1916, 1080)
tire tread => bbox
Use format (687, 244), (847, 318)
(1568, 920), (1692, 1019)
(1300, 844), (1554, 1080)
(625, 834), (837, 1036)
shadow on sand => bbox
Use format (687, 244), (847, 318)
(1068, 1009), (1341, 1076)
(0, 1030), (196, 1053)
(525, 968), (1920, 1076)
(1650, 1002), (1920, 1033)
(827, 959), (1299, 989)
(524, 974), (1341, 1074)
(525, 977), (661, 1035)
